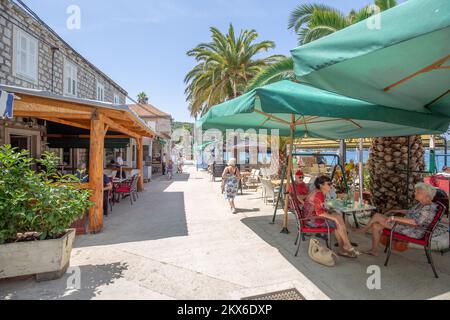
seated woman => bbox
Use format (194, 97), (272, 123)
(290, 170), (309, 205)
(358, 183), (438, 256)
(303, 175), (360, 258)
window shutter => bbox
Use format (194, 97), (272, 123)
(15, 29), (38, 81)
(17, 34), (27, 74)
(64, 61), (70, 94)
(28, 38), (37, 79)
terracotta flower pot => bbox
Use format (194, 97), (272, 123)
(380, 233), (409, 252)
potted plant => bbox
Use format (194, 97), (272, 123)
(0, 145), (92, 281)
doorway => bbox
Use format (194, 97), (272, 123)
(6, 128), (41, 160)
(10, 135), (30, 152)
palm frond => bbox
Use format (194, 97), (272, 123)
(246, 57), (295, 91)
(375, 0), (398, 11)
(288, 3), (339, 34)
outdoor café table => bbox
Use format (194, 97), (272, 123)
(325, 199), (376, 247)
(271, 179), (288, 187)
(326, 199), (377, 229)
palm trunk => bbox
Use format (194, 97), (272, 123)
(368, 135), (425, 211)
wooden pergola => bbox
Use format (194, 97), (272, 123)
(2, 85), (156, 233)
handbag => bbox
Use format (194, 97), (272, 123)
(308, 238), (338, 267)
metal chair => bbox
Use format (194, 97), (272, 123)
(383, 202), (446, 278)
(245, 169), (261, 190)
(115, 174), (139, 205)
(261, 178), (280, 206)
(289, 192), (335, 256)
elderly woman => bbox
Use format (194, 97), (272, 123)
(303, 175), (360, 258)
(359, 183), (439, 256)
(222, 158), (241, 214)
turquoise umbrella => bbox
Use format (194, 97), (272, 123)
(198, 80), (449, 139)
(198, 80), (450, 232)
(291, 0), (450, 115)
(194, 141), (216, 152)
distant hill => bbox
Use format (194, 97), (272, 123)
(172, 122), (194, 133)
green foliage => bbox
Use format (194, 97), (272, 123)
(137, 92), (149, 104)
(248, 0), (399, 91)
(0, 145), (93, 244)
(246, 57), (295, 91)
(375, 0), (397, 11)
(185, 24), (280, 118)
(363, 168), (371, 191)
(288, 1), (397, 45)
(173, 122), (194, 133)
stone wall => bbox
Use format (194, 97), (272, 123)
(0, 0), (127, 103)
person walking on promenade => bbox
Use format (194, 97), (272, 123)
(222, 158), (241, 214)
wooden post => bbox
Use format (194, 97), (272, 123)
(88, 112), (105, 233)
(137, 137), (144, 191)
(281, 115), (295, 234)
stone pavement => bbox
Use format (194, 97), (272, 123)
(1, 163), (450, 300)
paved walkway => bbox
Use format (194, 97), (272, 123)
(1, 163), (450, 300)
(0, 164), (326, 300)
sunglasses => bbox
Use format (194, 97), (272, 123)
(325, 182), (333, 186)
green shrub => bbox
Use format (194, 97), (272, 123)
(0, 145), (93, 244)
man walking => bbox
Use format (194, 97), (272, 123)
(162, 153), (167, 175)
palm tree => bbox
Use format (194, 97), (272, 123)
(248, 0), (397, 90)
(185, 24), (283, 118)
(137, 92), (148, 104)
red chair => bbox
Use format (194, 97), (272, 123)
(115, 174), (138, 205)
(289, 191), (336, 256)
(107, 177), (114, 213)
(383, 202), (446, 278)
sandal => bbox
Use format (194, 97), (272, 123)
(338, 247), (360, 258)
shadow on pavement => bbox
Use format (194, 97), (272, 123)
(75, 176), (189, 248)
(241, 214), (450, 300)
(0, 262), (128, 300)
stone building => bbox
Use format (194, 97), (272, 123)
(129, 103), (173, 175)
(0, 0), (128, 162)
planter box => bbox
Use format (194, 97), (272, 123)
(0, 229), (76, 281)
(70, 212), (89, 235)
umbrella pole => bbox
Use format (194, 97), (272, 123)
(281, 115), (295, 234)
(271, 162), (287, 224)
(359, 138), (364, 204)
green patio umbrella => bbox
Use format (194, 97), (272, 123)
(291, 0), (450, 115)
(194, 141), (218, 152)
(198, 80), (450, 232)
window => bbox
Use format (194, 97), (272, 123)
(96, 82), (105, 101)
(14, 28), (38, 82)
(147, 121), (156, 131)
(113, 94), (120, 104)
(64, 59), (78, 96)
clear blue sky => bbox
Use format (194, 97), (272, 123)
(24, 0), (403, 122)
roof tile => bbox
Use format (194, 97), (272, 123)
(128, 104), (171, 118)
